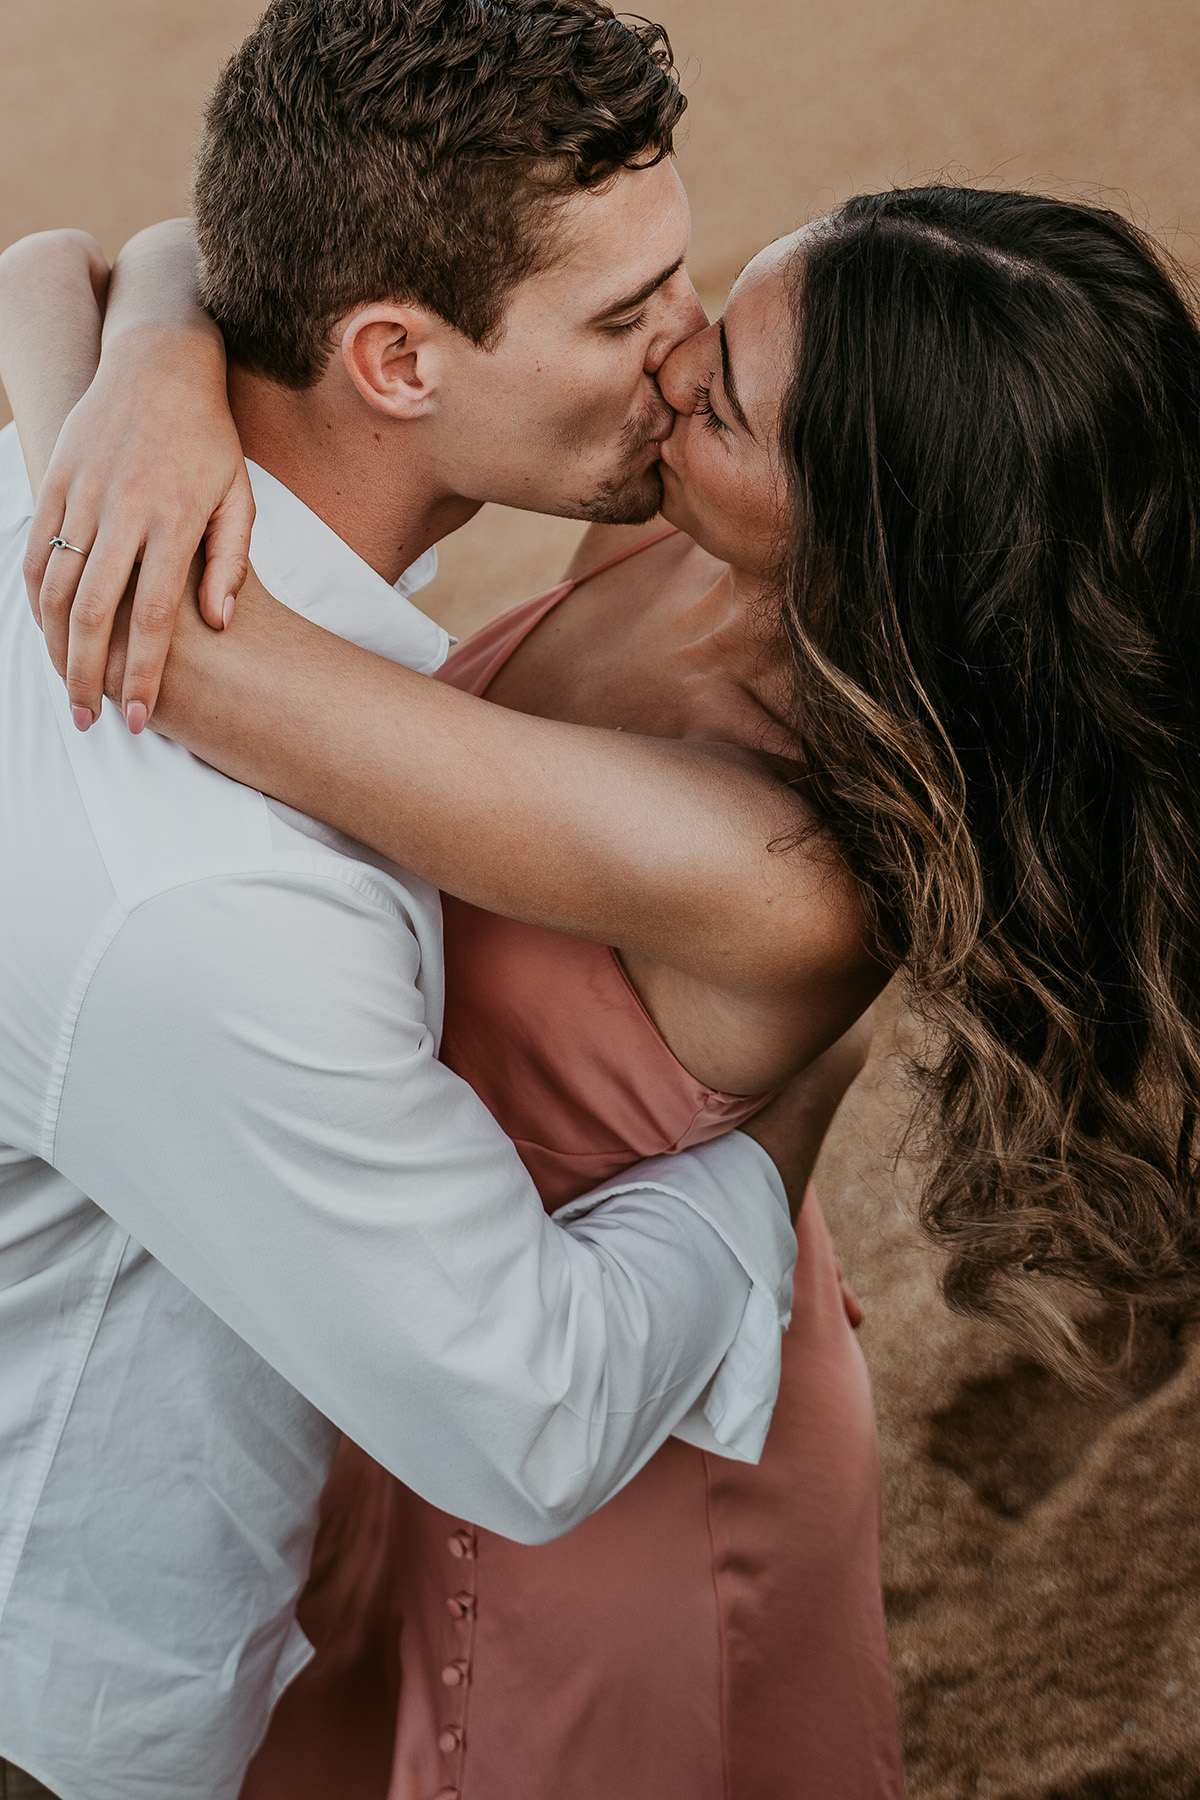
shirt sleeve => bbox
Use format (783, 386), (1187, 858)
(52, 869), (795, 1544)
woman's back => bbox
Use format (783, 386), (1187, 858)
(437, 526), (771, 1207)
(385, 531), (904, 1800)
(440, 520), (870, 1102)
(240, 530), (906, 1800)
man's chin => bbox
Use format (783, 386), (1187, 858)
(576, 464), (664, 527)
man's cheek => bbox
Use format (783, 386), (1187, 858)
(572, 350), (643, 427)
(550, 392), (623, 459)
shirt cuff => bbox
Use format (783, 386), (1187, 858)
(554, 1131), (796, 1464)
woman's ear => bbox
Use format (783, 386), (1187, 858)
(340, 302), (444, 420)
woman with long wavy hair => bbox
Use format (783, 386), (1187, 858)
(10, 183), (1200, 1796)
(778, 188), (1200, 1368)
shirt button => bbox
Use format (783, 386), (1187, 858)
(446, 1591), (476, 1620)
(441, 1660), (469, 1688)
(447, 1530), (476, 1560)
(433, 1790), (459, 1799)
(438, 1727), (463, 1754)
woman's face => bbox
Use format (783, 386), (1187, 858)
(656, 230), (803, 581)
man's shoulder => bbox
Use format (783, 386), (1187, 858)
(0, 422), (35, 540)
(0, 420), (439, 950)
(0, 592), (436, 955)
(68, 724), (438, 934)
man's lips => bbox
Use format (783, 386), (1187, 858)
(633, 399), (676, 452)
(622, 407), (675, 472)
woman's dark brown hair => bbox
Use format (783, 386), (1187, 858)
(781, 187), (1200, 1375)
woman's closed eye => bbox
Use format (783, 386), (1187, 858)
(606, 307), (649, 335)
(693, 380), (729, 434)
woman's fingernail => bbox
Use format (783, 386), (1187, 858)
(70, 705), (94, 733)
(222, 593), (236, 628)
(125, 702), (148, 736)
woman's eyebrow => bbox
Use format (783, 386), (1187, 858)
(718, 319), (753, 434)
(591, 254), (686, 323)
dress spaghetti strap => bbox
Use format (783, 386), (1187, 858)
(439, 524), (680, 698)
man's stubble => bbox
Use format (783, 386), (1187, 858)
(570, 389), (674, 526)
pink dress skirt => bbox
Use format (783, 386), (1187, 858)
(242, 532), (906, 1800)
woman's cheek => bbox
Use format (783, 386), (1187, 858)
(710, 457), (755, 524)
(695, 439), (739, 513)
(720, 464), (782, 571)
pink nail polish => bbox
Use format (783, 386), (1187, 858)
(70, 705), (94, 733)
(125, 702), (148, 736)
(222, 594), (236, 628)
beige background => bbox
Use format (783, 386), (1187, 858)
(4, 3), (1200, 1794)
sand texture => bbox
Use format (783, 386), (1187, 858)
(4, 3), (1200, 1793)
(818, 989), (1200, 1798)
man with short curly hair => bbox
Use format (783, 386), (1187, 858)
(191, 0), (697, 523)
(0, 6), (805, 1800)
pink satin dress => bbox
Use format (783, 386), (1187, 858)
(242, 532), (906, 1800)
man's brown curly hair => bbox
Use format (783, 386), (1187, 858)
(193, 0), (684, 386)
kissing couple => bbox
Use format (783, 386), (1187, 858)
(4, 3), (1200, 1799)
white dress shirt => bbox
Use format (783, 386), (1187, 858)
(0, 424), (797, 1800)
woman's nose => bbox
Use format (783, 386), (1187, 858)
(657, 324), (713, 413)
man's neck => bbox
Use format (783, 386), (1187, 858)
(227, 364), (479, 584)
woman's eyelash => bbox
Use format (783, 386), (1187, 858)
(693, 381), (728, 433)
(609, 308), (649, 335)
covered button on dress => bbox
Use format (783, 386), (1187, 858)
(243, 531), (907, 1800)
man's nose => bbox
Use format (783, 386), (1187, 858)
(644, 269), (709, 375)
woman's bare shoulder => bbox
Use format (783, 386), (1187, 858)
(684, 740), (877, 979)
(627, 757), (885, 1087)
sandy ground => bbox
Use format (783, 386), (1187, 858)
(819, 991), (1200, 1799)
(4, 3), (1200, 1794)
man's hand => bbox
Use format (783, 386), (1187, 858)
(740, 1009), (875, 1223)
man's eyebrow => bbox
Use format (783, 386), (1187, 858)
(591, 254), (686, 321)
(718, 318), (752, 434)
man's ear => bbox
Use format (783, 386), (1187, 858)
(340, 301), (446, 420)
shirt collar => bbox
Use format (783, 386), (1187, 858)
(246, 461), (450, 675)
